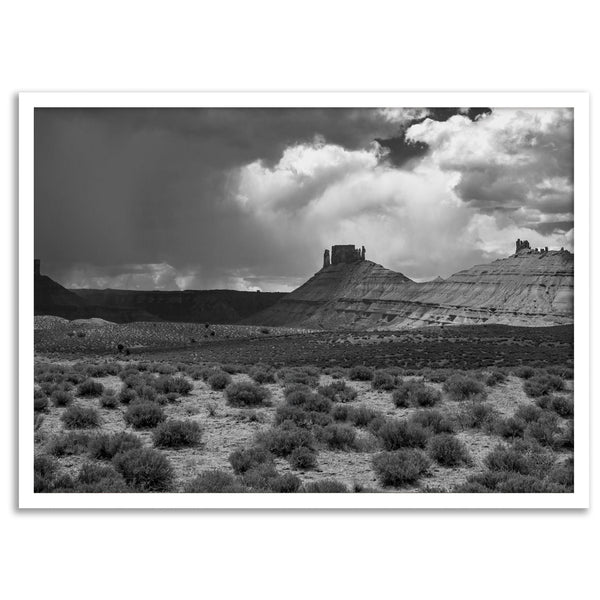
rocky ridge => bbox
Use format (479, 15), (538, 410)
(247, 246), (574, 330)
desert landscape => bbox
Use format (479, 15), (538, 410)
(33, 244), (574, 494)
(32, 106), (575, 495)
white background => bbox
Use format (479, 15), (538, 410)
(1, 1), (597, 598)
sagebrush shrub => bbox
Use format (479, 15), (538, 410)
(459, 402), (498, 431)
(371, 370), (396, 391)
(486, 370), (507, 386)
(319, 423), (357, 450)
(225, 382), (271, 407)
(256, 421), (314, 457)
(88, 431), (143, 460)
(514, 404), (543, 423)
(153, 419), (202, 448)
(513, 366), (536, 379)
(242, 464), (301, 492)
(549, 396), (574, 418)
(277, 367), (320, 388)
(34, 455), (59, 492)
(372, 449), (430, 487)
(377, 419), (429, 450)
(495, 416), (527, 439)
(229, 446), (274, 474)
(411, 382), (442, 407)
(207, 370), (232, 391)
(523, 374), (565, 397)
(124, 401), (166, 429)
(303, 479), (348, 493)
(561, 420), (574, 450)
(525, 414), (561, 449)
(409, 409), (454, 434)
(77, 378), (104, 397)
(75, 462), (129, 492)
(99, 389), (119, 409)
(484, 444), (530, 475)
(61, 405), (100, 429)
(34, 393), (49, 412)
(47, 431), (90, 457)
(331, 404), (352, 421)
(545, 365), (574, 380)
(289, 446), (318, 470)
(118, 386), (138, 405)
(184, 470), (244, 493)
(443, 374), (485, 401)
(318, 381), (357, 403)
(427, 434), (471, 466)
(154, 375), (193, 396)
(248, 366), (276, 384)
(349, 365), (374, 381)
(348, 405), (382, 428)
(112, 448), (174, 491)
(51, 389), (73, 407)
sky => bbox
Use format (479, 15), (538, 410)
(34, 106), (574, 291)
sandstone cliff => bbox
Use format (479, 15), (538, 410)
(247, 248), (574, 330)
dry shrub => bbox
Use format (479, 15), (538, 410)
(153, 419), (202, 448)
(349, 365), (374, 381)
(88, 431), (143, 460)
(377, 418), (429, 450)
(225, 382), (271, 407)
(124, 401), (166, 429)
(371, 370), (396, 391)
(443, 374), (486, 401)
(372, 449), (430, 487)
(184, 470), (244, 493)
(61, 405), (100, 429)
(427, 433), (471, 466)
(207, 370), (232, 391)
(303, 479), (348, 493)
(112, 448), (174, 491)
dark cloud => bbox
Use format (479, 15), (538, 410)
(34, 106), (573, 291)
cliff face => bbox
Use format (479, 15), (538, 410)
(247, 249), (574, 330)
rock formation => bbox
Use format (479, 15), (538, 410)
(323, 249), (330, 268)
(248, 240), (574, 330)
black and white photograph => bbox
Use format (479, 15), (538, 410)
(21, 95), (588, 507)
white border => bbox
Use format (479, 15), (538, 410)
(19, 92), (590, 509)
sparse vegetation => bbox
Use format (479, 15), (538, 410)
(377, 418), (429, 450)
(443, 374), (485, 401)
(153, 419), (202, 448)
(124, 401), (166, 429)
(112, 448), (174, 491)
(207, 370), (232, 390)
(33, 321), (574, 494)
(77, 378), (104, 397)
(61, 405), (100, 429)
(523, 374), (565, 397)
(372, 449), (430, 487)
(371, 370), (396, 391)
(289, 446), (318, 470)
(427, 434), (471, 466)
(225, 382), (271, 407)
(185, 470), (244, 493)
(349, 365), (374, 381)
(303, 479), (348, 493)
(88, 431), (143, 460)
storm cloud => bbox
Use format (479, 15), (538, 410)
(34, 106), (574, 290)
